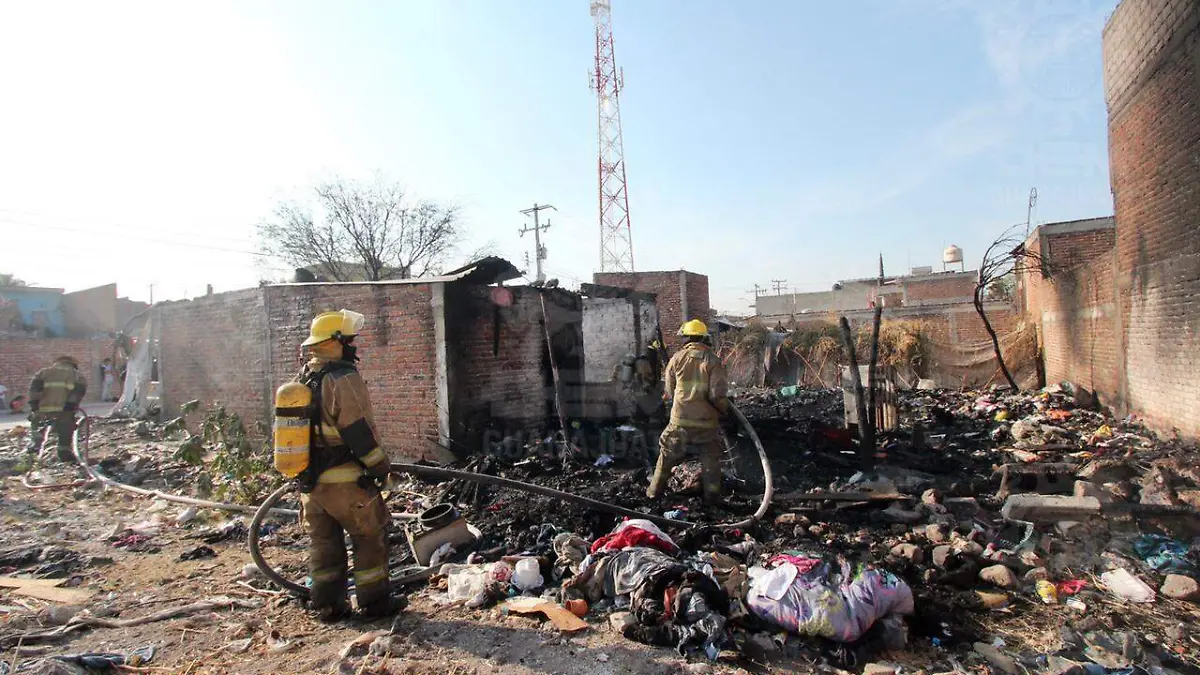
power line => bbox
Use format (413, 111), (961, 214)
(0, 207), (256, 247)
(0, 217), (269, 257)
(770, 279), (787, 295)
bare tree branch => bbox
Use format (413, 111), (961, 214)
(257, 177), (462, 281)
(974, 223), (1053, 391)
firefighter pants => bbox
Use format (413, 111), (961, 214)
(648, 423), (724, 502)
(27, 412), (77, 460)
(301, 469), (390, 613)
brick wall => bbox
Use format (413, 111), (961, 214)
(1018, 224), (1121, 405)
(1105, 0), (1200, 437)
(158, 284), (443, 460)
(903, 274), (977, 305)
(443, 285), (584, 452)
(593, 270), (711, 353)
(264, 283), (442, 461)
(158, 289), (269, 431)
(0, 338), (113, 404)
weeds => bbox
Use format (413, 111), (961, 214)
(171, 403), (281, 504)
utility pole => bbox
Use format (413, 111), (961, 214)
(519, 203), (556, 283)
(771, 279), (787, 296)
(1024, 187), (1038, 238)
(148, 283), (155, 305)
(746, 283), (765, 298)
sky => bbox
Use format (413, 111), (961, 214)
(0, 0), (1118, 313)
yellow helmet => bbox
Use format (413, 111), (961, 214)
(678, 319), (709, 337)
(301, 309), (365, 347)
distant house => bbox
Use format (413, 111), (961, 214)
(0, 285), (66, 337)
(0, 283), (149, 338)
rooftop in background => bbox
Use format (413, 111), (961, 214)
(0, 285), (65, 294)
(277, 256), (523, 288)
(1037, 216), (1115, 236)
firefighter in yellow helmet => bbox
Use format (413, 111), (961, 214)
(293, 310), (399, 621)
(27, 356), (88, 461)
(648, 319), (730, 506)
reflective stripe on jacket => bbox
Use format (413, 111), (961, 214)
(663, 342), (729, 429)
(29, 363), (87, 412)
(303, 358), (387, 472)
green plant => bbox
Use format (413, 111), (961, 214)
(174, 433), (205, 464)
(202, 406), (281, 505)
(173, 404), (281, 504)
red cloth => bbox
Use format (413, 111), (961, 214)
(590, 527), (678, 554)
(768, 554), (821, 574)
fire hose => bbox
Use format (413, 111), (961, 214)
(54, 404), (771, 599)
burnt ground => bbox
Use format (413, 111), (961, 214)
(1, 386), (1200, 673)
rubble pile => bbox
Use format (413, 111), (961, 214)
(0, 382), (1199, 672)
(400, 383), (1200, 672)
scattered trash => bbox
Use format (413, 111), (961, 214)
(593, 454), (614, 467)
(503, 597), (588, 633)
(1101, 568), (1156, 604)
(49, 645), (156, 670)
(511, 558), (544, 591)
(1132, 534), (1196, 574)
(746, 557), (913, 643)
(1036, 579), (1058, 604)
(178, 545), (217, 561)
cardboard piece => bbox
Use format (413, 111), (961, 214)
(503, 597), (588, 633)
(0, 576), (94, 604)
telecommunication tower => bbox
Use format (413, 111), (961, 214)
(590, 0), (634, 272)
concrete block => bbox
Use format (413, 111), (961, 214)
(1000, 494), (1101, 523)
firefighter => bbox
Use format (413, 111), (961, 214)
(27, 356), (88, 461)
(647, 320), (730, 506)
(293, 310), (398, 621)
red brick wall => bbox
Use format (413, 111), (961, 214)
(264, 284), (441, 461)
(593, 270), (711, 353)
(158, 284), (443, 460)
(159, 289), (269, 431)
(1105, 0), (1200, 437)
(0, 338), (113, 405)
(1047, 229), (1116, 269)
(1019, 227), (1121, 403)
(903, 274), (976, 304)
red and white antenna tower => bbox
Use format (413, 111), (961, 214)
(590, 0), (634, 273)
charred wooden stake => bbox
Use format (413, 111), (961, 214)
(839, 317), (871, 464)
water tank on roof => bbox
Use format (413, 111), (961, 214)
(943, 245), (963, 264)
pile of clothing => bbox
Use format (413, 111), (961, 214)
(566, 520), (728, 658)
(745, 554), (914, 642)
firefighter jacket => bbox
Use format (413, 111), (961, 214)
(300, 357), (388, 482)
(29, 361), (88, 413)
(663, 342), (729, 429)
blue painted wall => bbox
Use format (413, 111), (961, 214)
(0, 287), (66, 336)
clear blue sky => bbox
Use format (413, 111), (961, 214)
(0, 0), (1118, 313)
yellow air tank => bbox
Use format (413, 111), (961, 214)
(274, 381), (312, 478)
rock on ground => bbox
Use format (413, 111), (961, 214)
(890, 543), (924, 564)
(1161, 575), (1199, 601)
(980, 564), (1018, 588)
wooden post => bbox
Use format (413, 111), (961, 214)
(865, 254), (884, 459)
(839, 317), (870, 459)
